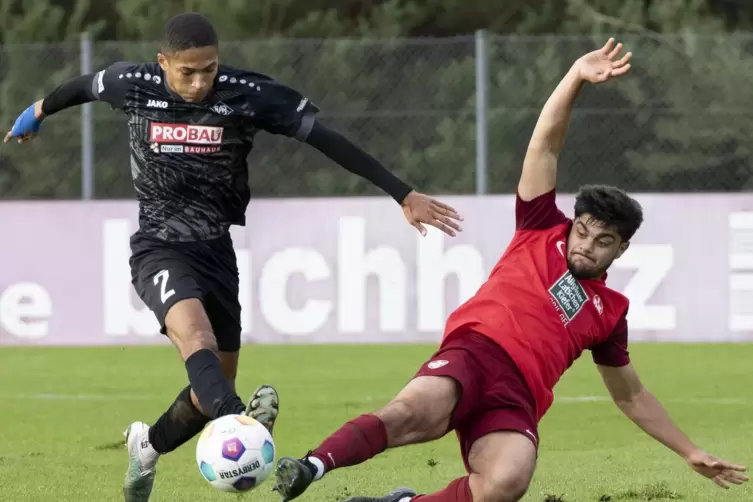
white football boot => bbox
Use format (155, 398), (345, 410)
(122, 421), (159, 502)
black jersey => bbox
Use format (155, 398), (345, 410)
(89, 61), (318, 242)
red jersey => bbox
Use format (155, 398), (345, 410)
(443, 189), (630, 422)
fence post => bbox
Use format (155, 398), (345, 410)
(474, 30), (489, 195)
(80, 31), (94, 200)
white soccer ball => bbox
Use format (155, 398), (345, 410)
(195, 414), (276, 493)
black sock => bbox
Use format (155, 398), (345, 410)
(185, 349), (246, 418)
(148, 386), (211, 454)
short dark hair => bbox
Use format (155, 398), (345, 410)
(573, 184), (644, 241)
(161, 13), (218, 53)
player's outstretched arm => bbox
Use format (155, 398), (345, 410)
(597, 363), (748, 489)
(3, 73), (100, 144)
(249, 75), (463, 236)
(4, 63), (131, 145)
(304, 121), (463, 237)
(518, 38), (632, 201)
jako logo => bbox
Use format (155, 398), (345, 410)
(150, 123), (223, 144)
(147, 99), (168, 109)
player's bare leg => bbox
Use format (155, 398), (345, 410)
(273, 376), (459, 502)
(124, 353), (278, 501)
(339, 432), (536, 502)
(463, 431), (536, 502)
(123, 299), (249, 501)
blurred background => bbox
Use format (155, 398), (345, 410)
(2, 0), (753, 200)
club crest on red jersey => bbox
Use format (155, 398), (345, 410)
(593, 294), (604, 315)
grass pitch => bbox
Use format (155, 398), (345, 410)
(1, 343), (752, 501)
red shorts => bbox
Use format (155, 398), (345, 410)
(413, 331), (539, 473)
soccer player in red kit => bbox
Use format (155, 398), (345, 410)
(271, 39), (749, 502)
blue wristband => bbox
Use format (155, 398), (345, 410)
(9, 104), (42, 137)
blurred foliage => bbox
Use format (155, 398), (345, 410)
(0, 0), (751, 198)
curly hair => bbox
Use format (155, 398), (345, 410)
(573, 184), (644, 241)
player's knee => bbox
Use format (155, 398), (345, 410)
(476, 471), (531, 502)
(376, 400), (420, 444)
(376, 377), (457, 446)
(376, 399), (444, 446)
(164, 298), (218, 359)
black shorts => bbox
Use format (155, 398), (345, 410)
(129, 231), (241, 352)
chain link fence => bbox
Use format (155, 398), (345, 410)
(1, 34), (752, 200)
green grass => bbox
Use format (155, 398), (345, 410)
(1, 343), (752, 501)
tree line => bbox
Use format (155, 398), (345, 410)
(1, 0), (751, 199)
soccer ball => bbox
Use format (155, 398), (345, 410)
(195, 414), (276, 493)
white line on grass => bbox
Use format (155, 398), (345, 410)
(5, 393), (156, 401)
(557, 396), (610, 403)
(1, 393), (748, 406)
(556, 395), (747, 405)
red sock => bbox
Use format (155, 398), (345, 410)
(412, 477), (472, 502)
(310, 414), (387, 473)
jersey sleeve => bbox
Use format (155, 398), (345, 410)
(90, 61), (139, 109)
(249, 79), (320, 140)
(591, 313), (630, 367)
(515, 189), (569, 230)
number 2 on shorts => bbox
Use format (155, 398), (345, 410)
(153, 269), (176, 303)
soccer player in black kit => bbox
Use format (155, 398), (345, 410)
(4, 13), (464, 502)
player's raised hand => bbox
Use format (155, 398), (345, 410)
(401, 191), (463, 237)
(574, 38), (632, 84)
(685, 450), (748, 489)
(4, 100), (45, 144)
